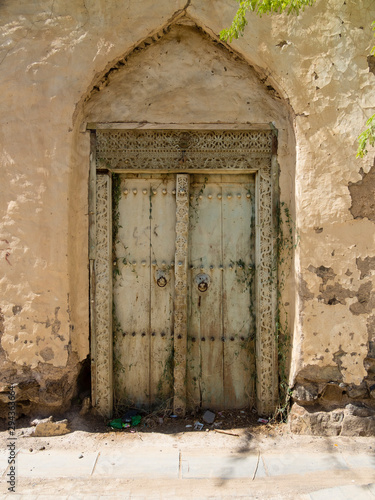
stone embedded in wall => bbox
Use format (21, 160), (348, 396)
(293, 366), (374, 409)
(296, 365), (342, 384)
(289, 403), (375, 436)
(292, 382), (318, 405)
(320, 382), (345, 405)
(346, 382), (369, 399)
(289, 404), (344, 436)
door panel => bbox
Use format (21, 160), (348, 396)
(187, 174), (255, 410)
(114, 175), (175, 408)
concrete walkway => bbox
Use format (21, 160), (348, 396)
(1, 443), (375, 499)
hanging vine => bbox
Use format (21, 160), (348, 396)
(272, 201), (298, 422)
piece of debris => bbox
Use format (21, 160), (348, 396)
(186, 424), (192, 428)
(214, 429), (239, 437)
(252, 450), (260, 480)
(194, 421), (204, 430)
(108, 414), (141, 430)
(121, 409), (139, 423)
(131, 415), (141, 426)
(170, 414), (178, 418)
(109, 418), (123, 430)
(158, 417), (164, 425)
(79, 397), (91, 416)
(257, 418), (268, 424)
(30, 416), (70, 437)
(202, 410), (215, 424)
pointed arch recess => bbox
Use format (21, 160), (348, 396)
(85, 16), (285, 417)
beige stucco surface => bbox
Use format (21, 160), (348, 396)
(0, 0), (374, 415)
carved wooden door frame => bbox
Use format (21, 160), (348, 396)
(88, 124), (278, 417)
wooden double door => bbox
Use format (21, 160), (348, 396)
(113, 173), (256, 410)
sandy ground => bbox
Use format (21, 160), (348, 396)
(1, 406), (375, 498)
(1, 404), (374, 456)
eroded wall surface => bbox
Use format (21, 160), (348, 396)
(0, 0), (374, 418)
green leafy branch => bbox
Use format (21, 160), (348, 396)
(357, 22), (375, 158)
(357, 114), (375, 158)
(220, 0), (316, 42)
(221, 2), (374, 157)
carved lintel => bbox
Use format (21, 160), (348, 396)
(173, 174), (189, 415)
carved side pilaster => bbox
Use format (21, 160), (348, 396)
(94, 173), (113, 417)
(256, 164), (277, 415)
(173, 174), (190, 414)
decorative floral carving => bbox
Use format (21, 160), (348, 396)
(96, 130), (272, 171)
(94, 174), (113, 417)
(93, 130), (276, 416)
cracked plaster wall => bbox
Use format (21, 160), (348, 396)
(0, 0), (374, 415)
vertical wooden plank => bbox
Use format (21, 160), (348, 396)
(186, 233), (201, 409)
(173, 174), (189, 415)
(149, 176), (176, 406)
(188, 176), (223, 409)
(222, 175), (255, 408)
(114, 177), (151, 408)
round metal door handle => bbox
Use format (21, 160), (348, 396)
(195, 273), (210, 292)
(157, 276), (167, 287)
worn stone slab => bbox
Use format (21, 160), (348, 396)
(0, 449), (11, 476)
(93, 449), (179, 478)
(342, 453), (375, 469)
(263, 452), (349, 477)
(16, 450), (98, 478)
(181, 451), (266, 479)
(309, 483), (375, 500)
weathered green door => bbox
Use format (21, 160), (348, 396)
(113, 173), (255, 410)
